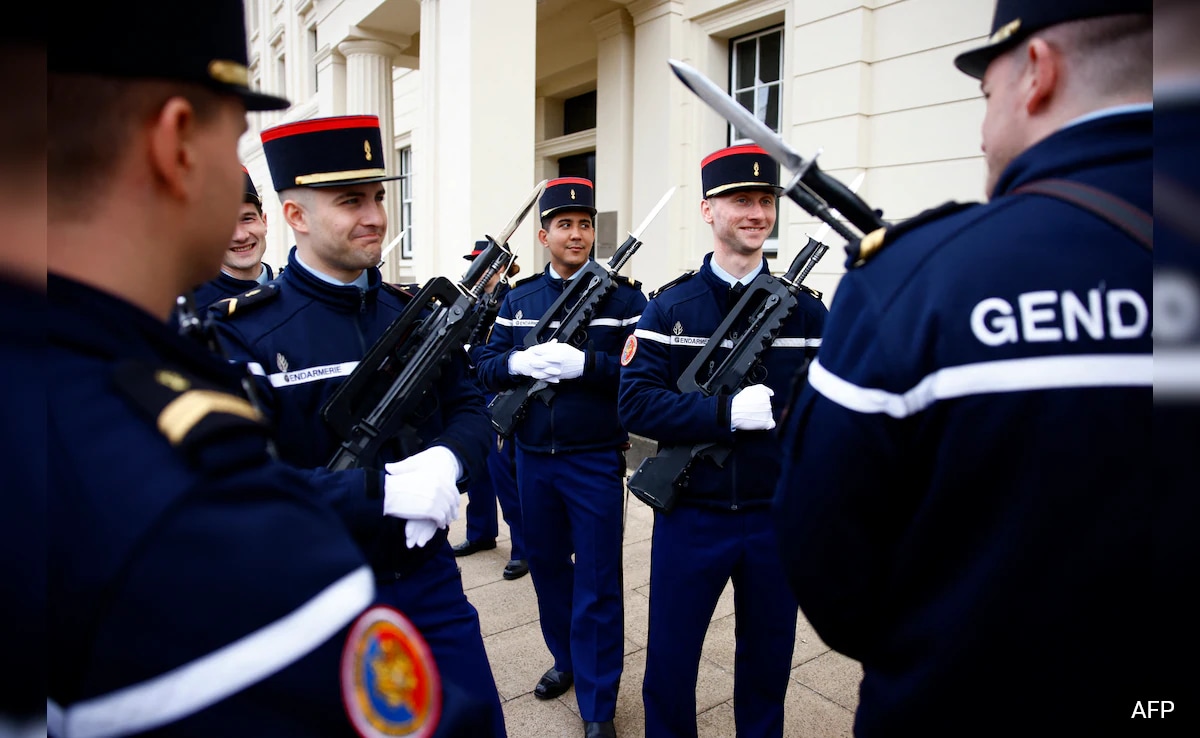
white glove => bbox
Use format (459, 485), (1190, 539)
(535, 339), (586, 381)
(383, 445), (462, 533)
(509, 347), (561, 381)
(730, 384), (776, 431)
(404, 518), (440, 549)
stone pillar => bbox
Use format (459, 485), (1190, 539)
(592, 9), (635, 259)
(338, 38), (403, 281)
(629, 0), (686, 293)
(419, 0), (537, 282)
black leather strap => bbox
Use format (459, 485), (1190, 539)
(1013, 178), (1152, 251)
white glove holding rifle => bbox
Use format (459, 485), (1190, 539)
(730, 384), (776, 431)
(509, 344), (562, 381)
(382, 445), (462, 548)
(530, 338), (585, 381)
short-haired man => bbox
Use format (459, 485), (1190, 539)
(772, 0), (1154, 733)
(474, 178), (647, 738)
(211, 115), (505, 736)
(193, 166), (275, 309)
(618, 145), (827, 738)
(45, 3), (451, 735)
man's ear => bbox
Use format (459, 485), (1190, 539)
(537, 228), (549, 247)
(1023, 37), (1060, 115)
(146, 97), (197, 200)
(700, 198), (715, 225)
(281, 199), (308, 234)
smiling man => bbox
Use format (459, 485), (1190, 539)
(179, 165), (275, 316)
(210, 114), (506, 737)
(617, 144), (827, 738)
(474, 178), (647, 738)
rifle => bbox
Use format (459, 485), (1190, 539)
(321, 180), (545, 471)
(626, 235), (829, 513)
(488, 186), (675, 437)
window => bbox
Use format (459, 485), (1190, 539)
(308, 27), (319, 95)
(729, 26), (784, 257)
(729, 26), (783, 142)
(247, 0), (260, 36)
(563, 91), (597, 135)
(398, 147), (414, 259)
(275, 53), (286, 99)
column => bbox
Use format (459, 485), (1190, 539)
(628, 0), (686, 293)
(591, 9), (635, 259)
(338, 38), (404, 281)
(419, 0), (537, 282)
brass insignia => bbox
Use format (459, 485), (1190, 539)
(276, 353), (289, 373)
(989, 18), (1021, 45)
(854, 227), (888, 267)
(158, 390), (262, 445)
(672, 321), (683, 336)
(364, 141), (373, 161)
(570, 189), (576, 200)
(753, 162), (760, 177)
(208, 59), (249, 86)
(155, 370), (190, 393)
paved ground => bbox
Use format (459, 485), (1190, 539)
(449, 484), (862, 738)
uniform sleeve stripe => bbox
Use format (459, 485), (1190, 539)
(809, 354), (1153, 418)
(632, 329), (818, 349)
(633, 328), (671, 345)
(494, 316), (515, 327)
(49, 566), (375, 738)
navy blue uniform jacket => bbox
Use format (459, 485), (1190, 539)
(772, 110), (1154, 732)
(192, 263), (274, 314)
(211, 248), (491, 572)
(47, 274), (376, 735)
(619, 254), (827, 509)
(472, 265), (646, 452)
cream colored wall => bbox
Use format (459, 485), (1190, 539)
(237, 0), (994, 302)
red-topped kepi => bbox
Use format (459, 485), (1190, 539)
(463, 240), (520, 276)
(539, 177), (597, 220)
(701, 144), (782, 198)
(241, 165), (261, 207)
(260, 115), (404, 192)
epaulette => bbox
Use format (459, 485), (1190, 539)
(514, 273), (542, 289)
(384, 282), (421, 300)
(208, 281), (280, 321)
(111, 360), (267, 459)
(614, 274), (642, 291)
(649, 270), (696, 299)
(799, 284), (823, 302)
(844, 200), (976, 269)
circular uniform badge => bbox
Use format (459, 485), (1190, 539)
(341, 606), (441, 737)
(620, 334), (638, 366)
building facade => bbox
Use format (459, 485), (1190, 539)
(240, 0), (992, 302)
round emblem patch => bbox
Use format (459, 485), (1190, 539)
(620, 334), (638, 366)
(341, 606), (441, 737)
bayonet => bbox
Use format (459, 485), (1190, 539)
(668, 58), (885, 240)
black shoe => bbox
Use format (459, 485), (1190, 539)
(503, 559), (529, 580)
(583, 720), (616, 738)
(451, 538), (496, 557)
(533, 667), (573, 700)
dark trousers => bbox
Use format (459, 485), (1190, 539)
(465, 434), (525, 560)
(376, 537), (507, 737)
(642, 505), (797, 738)
(516, 446), (625, 722)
